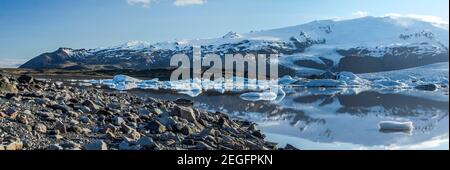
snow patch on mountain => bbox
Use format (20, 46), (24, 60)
(222, 31), (242, 39)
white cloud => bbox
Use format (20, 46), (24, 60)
(352, 11), (369, 18)
(127, 0), (205, 7)
(384, 13), (449, 24)
(174, 0), (206, 6)
(127, 0), (153, 8)
(383, 13), (449, 30)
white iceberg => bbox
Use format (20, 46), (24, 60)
(109, 75), (142, 91)
(240, 91), (278, 101)
(372, 79), (408, 89)
(337, 71), (368, 86)
(378, 121), (413, 131)
(278, 75), (298, 85)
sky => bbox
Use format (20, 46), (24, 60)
(0, 0), (449, 67)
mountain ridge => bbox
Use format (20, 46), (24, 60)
(20, 16), (449, 75)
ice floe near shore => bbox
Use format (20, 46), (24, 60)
(240, 91), (278, 101)
(77, 62), (448, 101)
(360, 62), (449, 88)
(88, 75), (283, 99)
(379, 121), (414, 132)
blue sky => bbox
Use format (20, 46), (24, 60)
(0, 0), (448, 67)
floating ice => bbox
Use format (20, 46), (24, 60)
(337, 71), (368, 86)
(109, 75), (142, 91)
(378, 121), (413, 131)
(89, 74), (284, 97)
(113, 75), (141, 83)
(138, 78), (160, 90)
(240, 91), (278, 101)
(278, 75), (298, 85)
(372, 79), (408, 89)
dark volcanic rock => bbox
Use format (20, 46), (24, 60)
(17, 75), (34, 84)
(0, 74), (277, 150)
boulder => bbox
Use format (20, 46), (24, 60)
(17, 75), (34, 84)
(146, 120), (167, 134)
(0, 78), (18, 93)
(83, 140), (108, 150)
(171, 106), (197, 123)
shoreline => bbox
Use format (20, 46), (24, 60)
(1, 74), (292, 150)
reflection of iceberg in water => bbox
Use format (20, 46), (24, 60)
(256, 90), (449, 149)
(89, 75), (287, 99)
(378, 121), (413, 133)
(73, 63), (449, 149)
(240, 88), (286, 102)
(147, 88), (447, 149)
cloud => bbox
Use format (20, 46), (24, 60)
(384, 13), (449, 24)
(174, 0), (206, 6)
(352, 11), (369, 18)
(127, 0), (205, 7)
(127, 0), (153, 8)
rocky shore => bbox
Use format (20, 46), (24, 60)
(0, 74), (283, 150)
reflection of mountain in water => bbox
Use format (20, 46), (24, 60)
(336, 91), (449, 116)
(131, 88), (449, 148)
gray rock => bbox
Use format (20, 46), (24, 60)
(127, 130), (141, 141)
(121, 123), (135, 134)
(182, 139), (196, 145)
(156, 116), (176, 129)
(138, 108), (151, 116)
(181, 126), (193, 135)
(252, 130), (265, 139)
(96, 109), (114, 115)
(50, 104), (71, 113)
(147, 120), (167, 134)
(17, 75), (34, 84)
(113, 116), (125, 126)
(55, 121), (67, 134)
(0, 79), (18, 93)
(80, 116), (91, 123)
(52, 135), (64, 140)
(61, 142), (81, 149)
(196, 141), (214, 150)
(137, 136), (155, 148)
(82, 100), (100, 112)
(83, 140), (108, 150)
(284, 144), (300, 150)
(34, 123), (47, 133)
(22, 110), (32, 115)
(0, 141), (23, 150)
(47, 144), (64, 150)
(171, 106), (197, 123)
(150, 108), (163, 115)
(119, 141), (131, 150)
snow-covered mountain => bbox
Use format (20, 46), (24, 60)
(20, 16), (449, 75)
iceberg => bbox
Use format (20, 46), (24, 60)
(337, 71), (368, 86)
(378, 121), (413, 131)
(372, 79), (408, 89)
(278, 75), (298, 85)
(107, 75), (142, 91)
(240, 91), (278, 101)
(95, 75), (283, 97)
